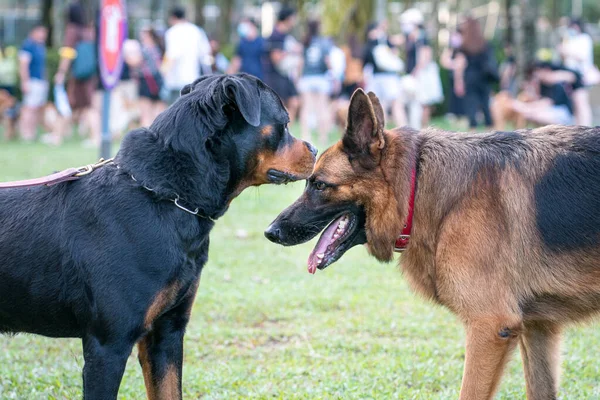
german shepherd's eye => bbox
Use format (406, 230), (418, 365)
(314, 181), (327, 191)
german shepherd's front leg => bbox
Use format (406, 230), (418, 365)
(520, 322), (562, 400)
(459, 317), (522, 400)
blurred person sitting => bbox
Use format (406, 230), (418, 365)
(510, 62), (579, 126)
(490, 43), (522, 130)
(18, 23), (49, 142)
(558, 18), (596, 125)
(298, 20), (333, 147)
(209, 38), (229, 74)
(161, 6), (211, 104)
(363, 21), (407, 128)
(51, 3), (99, 146)
(264, 6), (301, 122)
(401, 9), (443, 129)
(227, 19), (264, 80)
(0, 41), (19, 140)
(453, 16), (497, 130)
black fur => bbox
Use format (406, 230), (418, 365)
(535, 133), (600, 251)
(0, 74), (308, 399)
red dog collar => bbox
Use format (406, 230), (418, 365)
(394, 167), (416, 252)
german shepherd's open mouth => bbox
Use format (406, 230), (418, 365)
(306, 211), (365, 273)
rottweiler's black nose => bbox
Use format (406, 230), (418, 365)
(264, 224), (282, 244)
(305, 141), (318, 157)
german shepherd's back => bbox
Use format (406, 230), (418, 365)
(406, 125), (600, 314)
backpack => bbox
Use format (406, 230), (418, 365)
(72, 41), (97, 80)
(304, 38), (331, 75)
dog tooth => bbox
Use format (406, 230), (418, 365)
(333, 233), (340, 239)
(317, 253), (324, 259)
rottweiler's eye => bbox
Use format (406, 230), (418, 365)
(314, 181), (327, 191)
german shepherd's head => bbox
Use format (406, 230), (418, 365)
(265, 89), (415, 273)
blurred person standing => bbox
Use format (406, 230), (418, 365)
(402, 9), (443, 128)
(264, 7), (300, 122)
(363, 21), (406, 127)
(453, 17), (496, 129)
(227, 19), (264, 79)
(18, 23), (48, 142)
(559, 18), (596, 125)
(0, 40), (19, 140)
(440, 30), (466, 121)
(51, 3), (99, 146)
(161, 6), (210, 104)
(126, 28), (166, 127)
(298, 20), (332, 147)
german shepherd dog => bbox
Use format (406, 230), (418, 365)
(265, 88), (600, 399)
(0, 74), (316, 399)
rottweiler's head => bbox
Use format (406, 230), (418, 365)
(121, 74), (317, 214)
(265, 89), (414, 273)
(178, 74), (317, 198)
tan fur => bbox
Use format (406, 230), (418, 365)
(307, 89), (600, 399)
(138, 340), (181, 400)
(260, 125), (274, 136)
(232, 138), (315, 199)
(144, 281), (180, 330)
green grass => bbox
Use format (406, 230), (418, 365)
(1, 128), (600, 399)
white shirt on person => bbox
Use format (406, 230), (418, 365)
(164, 21), (210, 90)
(563, 33), (594, 74)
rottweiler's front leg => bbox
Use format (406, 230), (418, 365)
(138, 289), (196, 400)
(82, 335), (134, 399)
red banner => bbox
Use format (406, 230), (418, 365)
(99, 0), (127, 90)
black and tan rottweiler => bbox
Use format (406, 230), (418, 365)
(0, 74), (316, 399)
(266, 88), (600, 399)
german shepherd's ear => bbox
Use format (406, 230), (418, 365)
(222, 75), (262, 127)
(343, 89), (386, 165)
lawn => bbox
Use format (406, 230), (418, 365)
(1, 128), (600, 399)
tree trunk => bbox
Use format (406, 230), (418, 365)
(504, 0), (513, 45)
(219, 0), (234, 44)
(516, 0), (538, 80)
(41, 0), (53, 47)
(430, 0), (440, 54)
(150, 0), (162, 22)
(194, 0), (205, 27)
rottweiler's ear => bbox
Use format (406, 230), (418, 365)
(180, 83), (194, 96)
(223, 76), (262, 127)
(343, 89), (386, 162)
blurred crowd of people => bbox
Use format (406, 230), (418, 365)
(441, 16), (598, 130)
(0, 3), (598, 149)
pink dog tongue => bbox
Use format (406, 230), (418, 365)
(307, 215), (346, 274)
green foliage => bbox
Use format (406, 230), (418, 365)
(1, 128), (600, 398)
(322, 0), (375, 42)
(45, 48), (60, 102)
